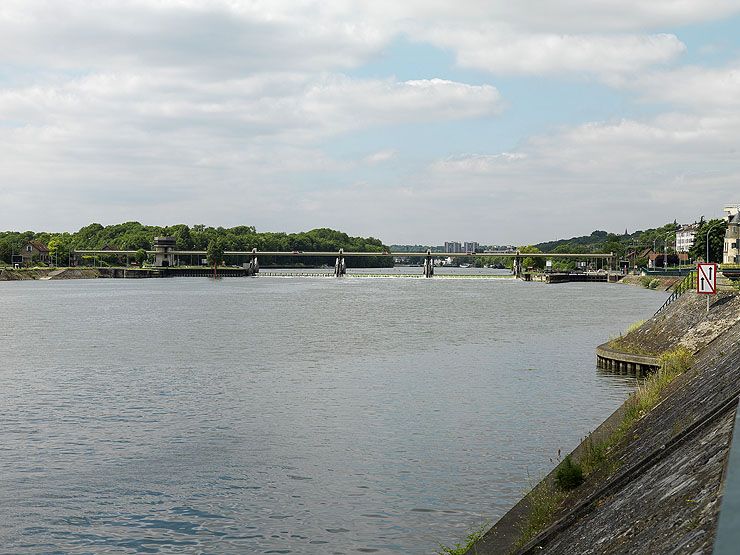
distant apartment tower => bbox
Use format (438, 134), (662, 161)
(463, 242), (479, 253)
(445, 241), (462, 253)
(724, 204), (740, 264)
(676, 223), (698, 253)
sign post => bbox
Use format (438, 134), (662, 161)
(697, 263), (718, 313)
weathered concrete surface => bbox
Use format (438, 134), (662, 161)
(46, 268), (100, 280)
(620, 275), (680, 291)
(468, 291), (740, 555)
(595, 343), (659, 372)
(607, 291), (740, 356)
(0, 268), (100, 280)
(0, 269), (41, 280)
(523, 319), (740, 554)
(534, 409), (735, 554)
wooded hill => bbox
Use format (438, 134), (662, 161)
(0, 222), (391, 267)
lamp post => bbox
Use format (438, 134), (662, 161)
(703, 220), (723, 314)
(705, 220), (724, 263)
(664, 233), (670, 269)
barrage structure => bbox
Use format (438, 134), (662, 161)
(75, 238), (616, 279)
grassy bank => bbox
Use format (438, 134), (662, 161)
(507, 346), (694, 551)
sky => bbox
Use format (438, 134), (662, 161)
(1, 1), (740, 245)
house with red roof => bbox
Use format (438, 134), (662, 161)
(20, 240), (50, 266)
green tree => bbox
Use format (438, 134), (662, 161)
(170, 224), (194, 250)
(690, 219), (727, 263)
(48, 238), (64, 267)
(519, 245), (545, 270)
(135, 248), (148, 266)
(207, 238), (225, 277)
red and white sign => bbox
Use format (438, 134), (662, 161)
(697, 263), (718, 295)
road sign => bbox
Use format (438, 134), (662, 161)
(697, 263), (718, 295)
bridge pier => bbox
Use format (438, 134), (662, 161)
(514, 253), (522, 278)
(249, 247), (259, 275)
(423, 249), (434, 278)
(335, 249), (346, 277)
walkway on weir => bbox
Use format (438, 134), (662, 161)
(74, 248), (617, 278)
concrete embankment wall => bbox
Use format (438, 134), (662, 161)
(0, 268), (100, 280)
(469, 291), (740, 555)
(607, 291), (740, 356)
(620, 274), (681, 291)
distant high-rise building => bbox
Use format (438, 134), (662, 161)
(445, 241), (462, 253)
(464, 242), (479, 253)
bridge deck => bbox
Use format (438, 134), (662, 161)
(74, 250), (615, 259)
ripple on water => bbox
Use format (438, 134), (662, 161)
(0, 278), (666, 553)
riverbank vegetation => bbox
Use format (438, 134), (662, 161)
(437, 521), (490, 555)
(509, 346), (694, 551)
(0, 222), (391, 267)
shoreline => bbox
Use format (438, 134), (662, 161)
(465, 290), (740, 554)
(0, 268), (101, 281)
(0, 267), (517, 281)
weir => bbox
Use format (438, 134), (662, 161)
(74, 245), (616, 279)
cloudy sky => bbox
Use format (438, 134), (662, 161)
(1, 1), (739, 244)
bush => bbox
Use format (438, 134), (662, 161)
(648, 278), (661, 289)
(555, 455), (584, 491)
(640, 276), (653, 288)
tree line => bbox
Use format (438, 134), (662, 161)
(533, 219), (728, 267)
(0, 222), (392, 267)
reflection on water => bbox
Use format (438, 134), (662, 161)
(0, 277), (667, 553)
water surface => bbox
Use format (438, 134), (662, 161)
(0, 276), (667, 554)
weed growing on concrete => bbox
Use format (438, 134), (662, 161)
(620, 346), (694, 433)
(555, 455), (583, 491)
(512, 482), (564, 551)
(582, 346), (695, 481)
(508, 347), (694, 554)
(437, 521), (489, 555)
(605, 338), (658, 356)
(625, 319), (647, 334)
(580, 433), (611, 476)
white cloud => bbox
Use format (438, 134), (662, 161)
(0, 70), (502, 231)
(431, 153), (526, 174)
(364, 150), (397, 164)
(415, 27), (686, 75)
(1, 0), (729, 79)
(0, 73), (501, 146)
(407, 109), (740, 241)
(1, 1), (739, 238)
(608, 64), (740, 111)
(0, 1), (390, 74)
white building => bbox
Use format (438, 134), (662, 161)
(444, 241), (462, 253)
(463, 241), (479, 253)
(724, 204), (740, 264)
(676, 223), (698, 253)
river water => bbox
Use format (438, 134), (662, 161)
(0, 275), (667, 554)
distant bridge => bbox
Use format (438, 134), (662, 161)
(74, 245), (616, 278)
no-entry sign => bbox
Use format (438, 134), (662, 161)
(697, 263), (718, 295)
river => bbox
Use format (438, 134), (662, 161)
(0, 275), (668, 554)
